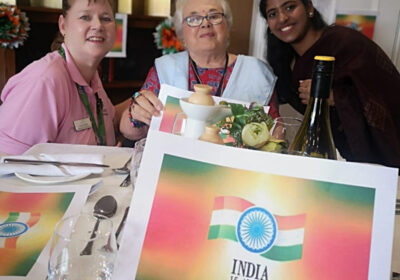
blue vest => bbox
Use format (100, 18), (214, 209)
(155, 51), (276, 105)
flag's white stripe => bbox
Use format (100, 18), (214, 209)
(0, 217), (6, 224)
(210, 209), (241, 226)
(211, 209), (305, 246)
(275, 228), (304, 246)
(17, 212), (31, 223)
(0, 238), (5, 248)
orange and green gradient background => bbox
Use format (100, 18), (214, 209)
(0, 192), (74, 276)
(110, 18), (124, 52)
(137, 154), (375, 280)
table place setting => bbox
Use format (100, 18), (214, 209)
(0, 153), (108, 185)
(0, 142), (137, 279)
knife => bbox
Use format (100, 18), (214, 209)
(116, 206), (130, 249)
(3, 158), (109, 168)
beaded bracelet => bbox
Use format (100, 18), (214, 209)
(128, 92), (146, 128)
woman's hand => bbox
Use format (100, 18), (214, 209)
(298, 79), (312, 105)
(131, 90), (163, 125)
(119, 90), (163, 141)
(298, 79), (335, 106)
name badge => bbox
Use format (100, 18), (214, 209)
(73, 118), (92, 131)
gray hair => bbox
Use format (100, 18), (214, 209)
(173, 0), (233, 41)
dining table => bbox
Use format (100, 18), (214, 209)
(0, 143), (134, 279)
(0, 142), (399, 279)
(0, 143), (135, 257)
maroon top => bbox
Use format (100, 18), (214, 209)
(291, 25), (400, 168)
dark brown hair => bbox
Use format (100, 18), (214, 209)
(258, 0), (327, 105)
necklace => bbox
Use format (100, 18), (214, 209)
(58, 47), (106, 145)
(189, 53), (229, 97)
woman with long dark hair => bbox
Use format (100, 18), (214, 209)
(259, 0), (400, 169)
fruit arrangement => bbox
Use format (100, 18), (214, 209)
(217, 102), (287, 153)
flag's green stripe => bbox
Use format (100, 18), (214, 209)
(261, 244), (303, 261)
(208, 225), (237, 242)
(6, 212), (19, 222)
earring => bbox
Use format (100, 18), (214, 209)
(309, 12), (314, 18)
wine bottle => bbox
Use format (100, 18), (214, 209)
(288, 56), (337, 159)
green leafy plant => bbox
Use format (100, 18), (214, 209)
(217, 102), (274, 147)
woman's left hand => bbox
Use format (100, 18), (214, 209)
(298, 79), (335, 106)
(298, 79), (311, 105)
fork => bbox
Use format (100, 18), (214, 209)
(119, 174), (131, 187)
(113, 157), (131, 174)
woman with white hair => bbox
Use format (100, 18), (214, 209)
(120, 0), (278, 140)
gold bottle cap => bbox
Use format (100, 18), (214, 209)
(314, 56), (335, 61)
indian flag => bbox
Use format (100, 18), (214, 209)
(208, 196), (306, 261)
(0, 212), (41, 249)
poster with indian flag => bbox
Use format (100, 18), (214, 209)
(115, 130), (398, 280)
(0, 184), (91, 280)
(149, 84), (270, 134)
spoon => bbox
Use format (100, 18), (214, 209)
(113, 157), (131, 174)
(80, 195), (118, 255)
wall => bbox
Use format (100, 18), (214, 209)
(335, 0), (400, 68)
(228, 0), (253, 55)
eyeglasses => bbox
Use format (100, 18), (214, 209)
(183, 12), (225, 27)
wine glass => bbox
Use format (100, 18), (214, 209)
(269, 117), (302, 152)
(171, 112), (187, 136)
(48, 213), (117, 280)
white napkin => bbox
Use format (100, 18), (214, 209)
(0, 153), (105, 176)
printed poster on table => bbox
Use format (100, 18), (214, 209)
(0, 185), (91, 280)
(149, 84), (269, 135)
(115, 130), (398, 280)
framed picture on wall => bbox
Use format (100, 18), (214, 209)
(106, 13), (128, 58)
(335, 10), (378, 40)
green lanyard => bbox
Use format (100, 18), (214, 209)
(58, 47), (106, 146)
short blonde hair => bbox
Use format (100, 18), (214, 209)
(173, 0), (233, 41)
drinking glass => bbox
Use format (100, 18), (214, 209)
(48, 213), (117, 280)
(130, 137), (146, 188)
(171, 112), (187, 136)
(270, 117), (302, 151)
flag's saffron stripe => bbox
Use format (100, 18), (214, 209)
(275, 228), (304, 246)
(208, 225), (237, 242)
(5, 237), (18, 249)
(260, 244), (303, 261)
(213, 196), (254, 212)
(5, 212), (19, 222)
(27, 213), (40, 228)
(275, 214), (306, 230)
